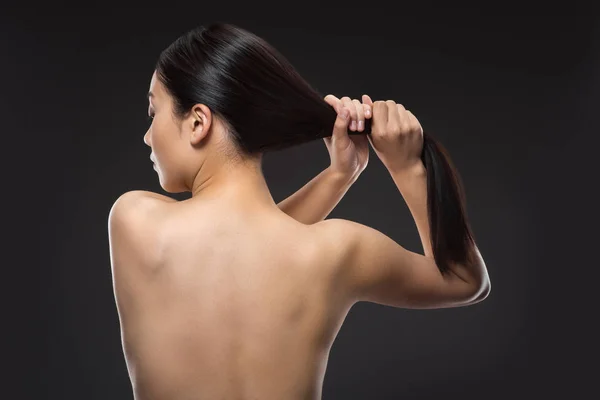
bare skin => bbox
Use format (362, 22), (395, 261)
(108, 73), (375, 399)
(109, 73), (490, 399)
(112, 194), (353, 400)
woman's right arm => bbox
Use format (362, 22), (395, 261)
(319, 212), (490, 309)
(317, 97), (491, 309)
(317, 161), (490, 309)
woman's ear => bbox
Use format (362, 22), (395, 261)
(189, 105), (211, 145)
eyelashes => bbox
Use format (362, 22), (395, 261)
(147, 113), (154, 122)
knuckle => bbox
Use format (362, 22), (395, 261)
(388, 120), (401, 134)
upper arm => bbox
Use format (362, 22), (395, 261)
(321, 218), (483, 309)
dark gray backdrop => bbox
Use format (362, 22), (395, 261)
(5, 5), (598, 400)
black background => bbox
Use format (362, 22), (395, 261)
(5, 4), (599, 400)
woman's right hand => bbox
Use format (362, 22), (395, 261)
(361, 95), (425, 174)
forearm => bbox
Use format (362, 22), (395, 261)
(277, 167), (356, 225)
(389, 163), (488, 288)
(388, 163), (433, 258)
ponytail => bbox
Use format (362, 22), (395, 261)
(353, 120), (478, 276)
(158, 21), (479, 271)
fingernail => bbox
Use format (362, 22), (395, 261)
(365, 109), (371, 117)
(341, 109), (349, 119)
(357, 120), (364, 130)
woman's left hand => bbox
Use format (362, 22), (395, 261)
(323, 95), (372, 181)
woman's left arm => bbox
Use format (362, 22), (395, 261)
(277, 167), (358, 224)
(277, 94), (372, 224)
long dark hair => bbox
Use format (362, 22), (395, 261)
(155, 22), (477, 276)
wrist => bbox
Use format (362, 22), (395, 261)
(388, 162), (426, 180)
(388, 162), (426, 190)
(326, 166), (359, 186)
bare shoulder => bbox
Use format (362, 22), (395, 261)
(109, 190), (176, 221)
(111, 190), (178, 208)
(309, 218), (366, 303)
(312, 218), (487, 309)
(108, 190), (176, 270)
(108, 190), (176, 234)
(311, 217), (374, 257)
(310, 217), (377, 275)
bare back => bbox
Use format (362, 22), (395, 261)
(112, 199), (354, 400)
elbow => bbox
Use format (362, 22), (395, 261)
(466, 279), (491, 305)
(478, 280), (491, 301)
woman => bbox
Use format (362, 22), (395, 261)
(108, 22), (491, 400)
